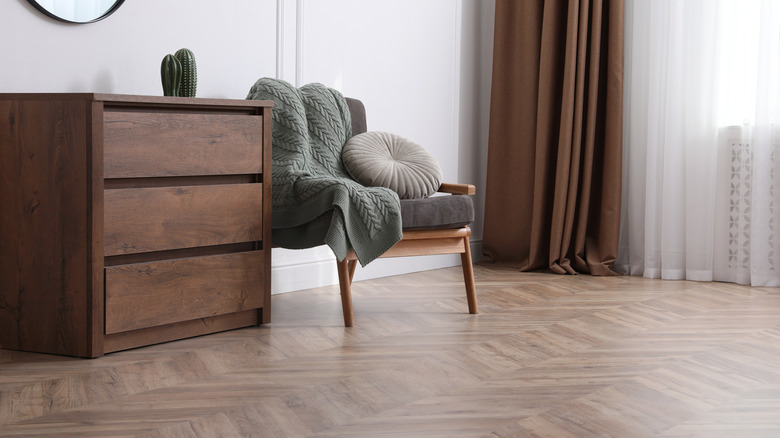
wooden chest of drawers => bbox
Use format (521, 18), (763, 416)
(0, 94), (273, 357)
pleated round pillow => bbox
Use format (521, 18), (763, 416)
(342, 131), (443, 199)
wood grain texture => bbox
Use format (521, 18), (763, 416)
(1, 94), (272, 358)
(3, 266), (779, 436)
(438, 183), (476, 195)
(103, 184), (263, 256)
(105, 251), (265, 333)
(103, 111), (263, 178)
(0, 93), (274, 110)
(88, 100), (106, 356)
(337, 260), (355, 327)
(260, 105), (273, 324)
(384, 227), (472, 258)
(103, 310), (259, 353)
(461, 235), (478, 314)
(0, 98), (94, 357)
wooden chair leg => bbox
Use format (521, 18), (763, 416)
(336, 259), (355, 327)
(460, 236), (479, 314)
(347, 259), (357, 282)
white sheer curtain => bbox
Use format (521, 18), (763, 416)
(617, 0), (780, 287)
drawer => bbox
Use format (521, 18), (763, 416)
(104, 184), (262, 256)
(103, 111), (263, 178)
(105, 251), (265, 334)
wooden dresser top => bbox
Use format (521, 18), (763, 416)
(0, 93), (274, 109)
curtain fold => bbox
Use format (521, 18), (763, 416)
(617, 0), (780, 287)
(482, 0), (624, 275)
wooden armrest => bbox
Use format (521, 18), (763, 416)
(438, 183), (476, 195)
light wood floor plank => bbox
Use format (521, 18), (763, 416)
(1, 266), (779, 437)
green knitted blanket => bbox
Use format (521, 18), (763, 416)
(247, 78), (402, 266)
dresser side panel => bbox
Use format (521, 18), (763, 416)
(0, 98), (91, 357)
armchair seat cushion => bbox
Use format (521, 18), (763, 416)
(400, 195), (474, 231)
(277, 194), (474, 245)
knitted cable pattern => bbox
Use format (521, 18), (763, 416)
(247, 78), (402, 266)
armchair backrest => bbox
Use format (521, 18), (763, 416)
(345, 98), (367, 137)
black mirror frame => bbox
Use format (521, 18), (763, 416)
(26, 0), (126, 24)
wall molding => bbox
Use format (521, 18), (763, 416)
(275, 0), (283, 79)
(295, 0), (304, 86)
(275, 0), (298, 84)
(452, 0), (463, 182)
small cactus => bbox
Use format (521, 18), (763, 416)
(160, 54), (182, 97)
(175, 48), (197, 98)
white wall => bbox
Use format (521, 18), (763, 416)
(459, 0), (495, 264)
(1, 0), (277, 98)
(0, 0), (494, 294)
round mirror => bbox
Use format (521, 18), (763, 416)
(27, 0), (125, 24)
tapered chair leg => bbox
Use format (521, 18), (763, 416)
(336, 259), (355, 327)
(347, 259), (357, 282)
(461, 236), (479, 314)
(336, 227), (477, 326)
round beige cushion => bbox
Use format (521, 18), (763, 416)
(342, 132), (442, 199)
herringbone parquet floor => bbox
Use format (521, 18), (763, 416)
(1, 265), (779, 437)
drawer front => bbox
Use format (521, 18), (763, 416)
(103, 111), (263, 178)
(104, 184), (262, 256)
(105, 251), (265, 334)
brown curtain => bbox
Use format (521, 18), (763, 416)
(482, 0), (624, 275)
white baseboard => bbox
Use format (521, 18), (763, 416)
(271, 239), (483, 295)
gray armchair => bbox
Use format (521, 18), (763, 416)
(335, 98), (478, 326)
